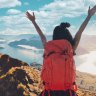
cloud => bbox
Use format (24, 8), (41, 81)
(0, 13), (27, 25)
(0, 0), (21, 8)
(0, 27), (36, 35)
(39, 0), (96, 20)
(40, 0), (86, 17)
(7, 9), (21, 15)
(75, 51), (96, 75)
(30, 0), (96, 35)
(0, 11), (41, 35)
(0, 0), (96, 35)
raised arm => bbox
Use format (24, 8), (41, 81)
(26, 11), (47, 47)
(73, 6), (96, 50)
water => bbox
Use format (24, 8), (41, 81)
(0, 42), (43, 65)
(0, 34), (46, 64)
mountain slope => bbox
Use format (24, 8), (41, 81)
(0, 54), (40, 96)
(0, 54), (96, 96)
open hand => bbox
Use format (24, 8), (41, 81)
(26, 11), (35, 22)
(88, 5), (96, 17)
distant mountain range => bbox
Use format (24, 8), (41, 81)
(8, 39), (43, 49)
(0, 34), (96, 65)
(0, 34), (51, 49)
(6, 34), (96, 54)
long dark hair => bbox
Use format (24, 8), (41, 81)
(53, 22), (74, 46)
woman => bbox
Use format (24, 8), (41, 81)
(26, 6), (96, 96)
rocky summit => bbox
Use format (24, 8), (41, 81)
(0, 54), (41, 96)
(0, 53), (96, 96)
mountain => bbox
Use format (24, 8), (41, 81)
(0, 54), (41, 96)
(6, 34), (51, 49)
(8, 39), (43, 49)
(8, 34), (96, 54)
(1, 34), (95, 55)
(0, 53), (96, 96)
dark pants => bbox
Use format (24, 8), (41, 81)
(39, 90), (77, 96)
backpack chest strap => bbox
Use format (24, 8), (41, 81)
(43, 50), (69, 58)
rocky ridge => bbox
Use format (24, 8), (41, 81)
(0, 54), (41, 96)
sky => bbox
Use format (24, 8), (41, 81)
(0, 0), (96, 35)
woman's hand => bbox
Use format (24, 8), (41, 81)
(73, 5), (96, 50)
(26, 11), (35, 22)
(26, 11), (47, 46)
(88, 5), (96, 17)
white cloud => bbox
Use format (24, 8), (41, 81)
(0, 13), (28, 26)
(0, 28), (21, 35)
(7, 9), (21, 15)
(0, 0), (21, 8)
(18, 45), (43, 51)
(0, 0), (96, 35)
(0, 27), (35, 35)
(40, 0), (85, 17)
(30, 0), (96, 35)
(75, 51), (96, 75)
(39, 0), (96, 21)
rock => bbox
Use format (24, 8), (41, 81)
(0, 54), (41, 96)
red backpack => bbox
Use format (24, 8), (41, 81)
(41, 40), (76, 91)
